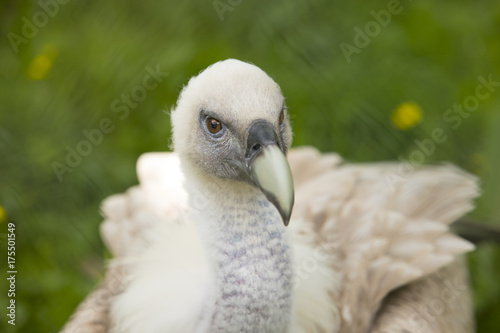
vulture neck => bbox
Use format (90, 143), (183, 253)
(185, 168), (294, 332)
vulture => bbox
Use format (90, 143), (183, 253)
(62, 59), (479, 333)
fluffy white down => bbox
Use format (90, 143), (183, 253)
(109, 219), (215, 333)
(289, 218), (341, 333)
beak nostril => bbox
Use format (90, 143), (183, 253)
(246, 119), (279, 160)
(252, 143), (261, 152)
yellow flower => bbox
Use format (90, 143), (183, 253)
(27, 44), (59, 81)
(391, 101), (423, 130)
(0, 205), (6, 223)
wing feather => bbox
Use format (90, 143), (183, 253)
(288, 146), (479, 333)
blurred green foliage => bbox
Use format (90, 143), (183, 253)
(1, 0), (499, 331)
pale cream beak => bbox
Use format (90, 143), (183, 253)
(250, 145), (294, 226)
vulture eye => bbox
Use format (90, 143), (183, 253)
(206, 117), (223, 134)
(279, 111), (285, 125)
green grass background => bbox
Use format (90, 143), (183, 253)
(1, 0), (500, 331)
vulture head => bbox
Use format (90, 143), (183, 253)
(171, 59), (294, 225)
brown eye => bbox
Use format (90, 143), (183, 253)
(206, 117), (222, 134)
(279, 111), (285, 125)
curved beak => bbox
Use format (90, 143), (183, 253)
(245, 120), (294, 226)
